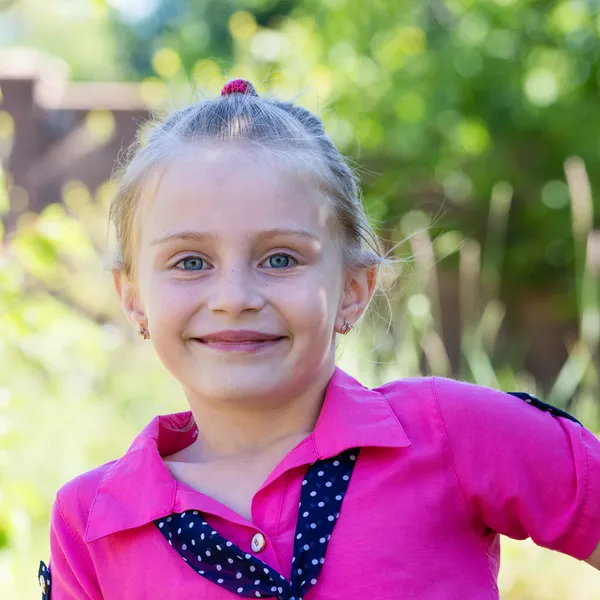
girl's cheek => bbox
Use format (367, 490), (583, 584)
(271, 286), (322, 309)
(149, 279), (195, 313)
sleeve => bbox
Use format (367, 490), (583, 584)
(432, 376), (600, 560)
(46, 491), (103, 599)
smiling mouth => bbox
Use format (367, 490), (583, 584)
(191, 338), (286, 351)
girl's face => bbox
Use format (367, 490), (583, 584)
(116, 145), (372, 407)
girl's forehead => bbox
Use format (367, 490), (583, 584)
(157, 143), (319, 193)
(141, 146), (334, 243)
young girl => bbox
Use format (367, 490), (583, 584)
(39, 79), (600, 599)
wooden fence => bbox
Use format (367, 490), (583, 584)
(0, 48), (149, 229)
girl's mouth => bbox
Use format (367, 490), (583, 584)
(192, 338), (286, 353)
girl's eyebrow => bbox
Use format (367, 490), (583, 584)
(150, 228), (321, 246)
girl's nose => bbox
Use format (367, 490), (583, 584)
(206, 268), (265, 316)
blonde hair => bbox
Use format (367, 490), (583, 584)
(108, 81), (388, 288)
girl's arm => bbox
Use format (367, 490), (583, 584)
(432, 376), (600, 565)
(46, 491), (103, 599)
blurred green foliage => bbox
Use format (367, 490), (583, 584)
(4, 0), (600, 296)
(21, 0), (600, 287)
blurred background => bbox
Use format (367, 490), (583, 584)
(0, 0), (599, 597)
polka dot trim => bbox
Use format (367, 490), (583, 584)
(38, 560), (51, 599)
(154, 448), (360, 599)
(289, 449), (358, 599)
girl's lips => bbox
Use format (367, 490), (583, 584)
(192, 338), (285, 352)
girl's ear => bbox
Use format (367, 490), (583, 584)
(112, 267), (147, 328)
(337, 265), (377, 326)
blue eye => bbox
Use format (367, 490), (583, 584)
(175, 256), (205, 271)
(266, 254), (297, 268)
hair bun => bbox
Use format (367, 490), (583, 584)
(220, 79), (258, 97)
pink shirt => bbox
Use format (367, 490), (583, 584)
(46, 367), (600, 599)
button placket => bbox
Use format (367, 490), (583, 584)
(154, 447), (360, 599)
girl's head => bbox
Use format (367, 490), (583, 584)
(110, 80), (385, 406)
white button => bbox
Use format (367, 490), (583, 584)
(39, 575), (47, 593)
(251, 532), (266, 553)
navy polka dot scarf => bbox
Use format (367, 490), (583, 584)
(154, 448), (360, 600)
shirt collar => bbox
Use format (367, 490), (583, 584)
(84, 366), (411, 542)
(311, 365), (411, 459)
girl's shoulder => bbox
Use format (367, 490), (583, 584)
(373, 374), (583, 431)
(52, 458), (120, 538)
(51, 412), (167, 535)
(374, 373), (515, 405)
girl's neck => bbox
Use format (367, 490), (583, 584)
(180, 366), (334, 464)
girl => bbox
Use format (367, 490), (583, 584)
(39, 79), (600, 599)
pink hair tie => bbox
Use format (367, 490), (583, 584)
(220, 79), (258, 97)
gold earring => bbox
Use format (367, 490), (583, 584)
(340, 318), (353, 335)
(139, 325), (150, 340)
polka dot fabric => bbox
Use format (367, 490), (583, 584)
(38, 560), (51, 599)
(154, 447), (360, 599)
